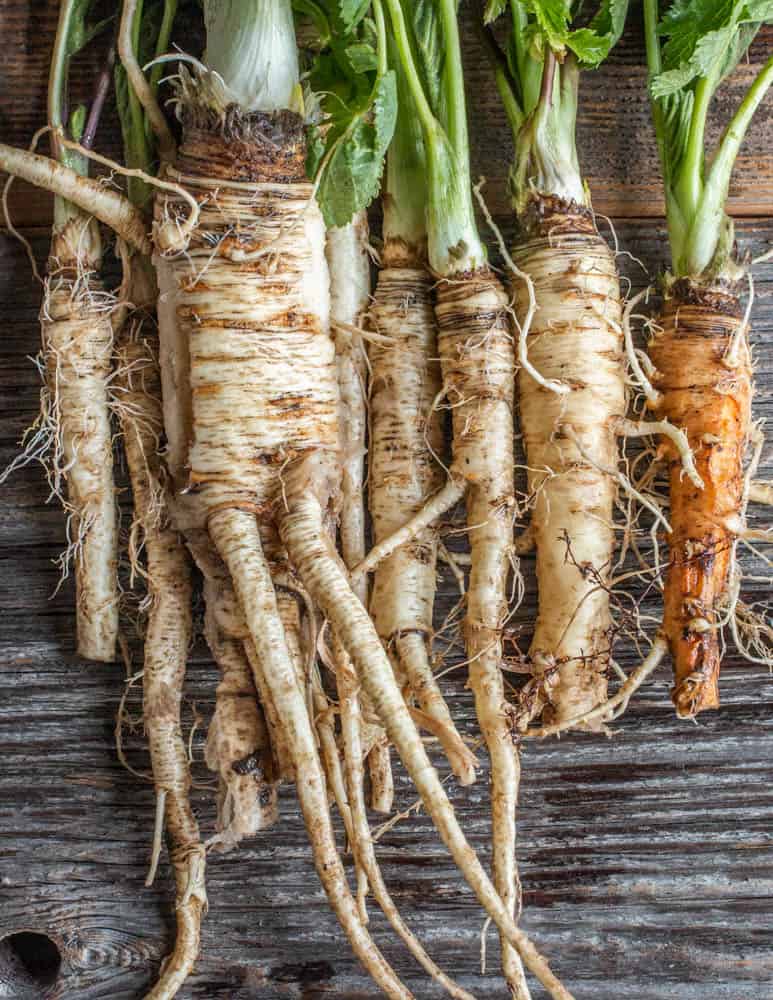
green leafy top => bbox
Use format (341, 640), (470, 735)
(484, 0), (629, 215)
(644, 0), (773, 279)
(116, 0), (177, 208)
(380, 0), (487, 276)
(298, 0), (397, 228)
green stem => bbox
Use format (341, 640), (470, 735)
(438, 0), (470, 164)
(674, 74), (712, 219)
(706, 53), (773, 203)
(148, 0), (178, 98)
(684, 53), (773, 277)
(372, 0), (388, 79)
(382, 0), (437, 139)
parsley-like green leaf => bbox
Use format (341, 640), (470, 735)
(339, 0), (370, 29)
(315, 69), (397, 227)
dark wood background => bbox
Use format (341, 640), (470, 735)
(1, 3), (772, 998)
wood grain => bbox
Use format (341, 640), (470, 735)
(1, 3), (773, 998)
(1, 215), (772, 999)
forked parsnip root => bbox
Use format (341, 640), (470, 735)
(210, 509), (411, 1000)
(112, 254), (205, 998)
(155, 107), (412, 997)
(369, 252), (476, 785)
(43, 217), (119, 661)
(328, 215), (394, 814)
(648, 281), (753, 716)
(353, 270), (534, 997)
(512, 207), (626, 730)
(280, 457), (572, 1000)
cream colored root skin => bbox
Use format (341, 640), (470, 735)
(157, 144), (411, 998)
(202, 575), (278, 844)
(513, 228), (625, 727)
(44, 220), (118, 662)
(113, 266), (204, 999)
(369, 261), (475, 785)
(327, 213), (393, 814)
(334, 640), (477, 1000)
(279, 455), (572, 1000)
(434, 271), (528, 997)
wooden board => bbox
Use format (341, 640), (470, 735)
(1, 4), (773, 1000)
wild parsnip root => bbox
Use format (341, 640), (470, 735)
(434, 272), (527, 997)
(327, 214), (393, 813)
(43, 218), (119, 661)
(369, 250), (476, 784)
(113, 254), (205, 998)
(513, 202), (625, 727)
(277, 455), (572, 1000)
(648, 282), (752, 716)
(155, 99), (411, 999)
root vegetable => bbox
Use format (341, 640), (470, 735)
(143, 4), (413, 987)
(643, 0), (773, 715)
(369, 114), (476, 784)
(327, 214), (394, 812)
(483, 2), (633, 733)
(114, 5), (207, 987)
(512, 208), (625, 726)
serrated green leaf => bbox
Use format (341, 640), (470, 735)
(590, 0), (629, 48)
(566, 26), (612, 66)
(345, 41), (379, 73)
(316, 69), (397, 227)
(652, 0), (772, 97)
(339, 0), (370, 29)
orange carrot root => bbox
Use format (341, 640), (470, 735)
(649, 281), (752, 716)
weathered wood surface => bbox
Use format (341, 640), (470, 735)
(1, 4), (773, 999)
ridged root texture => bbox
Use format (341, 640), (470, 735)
(328, 215), (393, 814)
(434, 271), (528, 996)
(648, 282), (752, 717)
(156, 110), (411, 1000)
(114, 297), (205, 1000)
(278, 456), (573, 1000)
(43, 219), (118, 661)
(200, 565), (278, 846)
(369, 260), (475, 785)
(512, 218), (625, 727)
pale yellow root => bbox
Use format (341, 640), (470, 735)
(279, 455), (574, 1000)
(203, 586), (279, 846)
(44, 218), (119, 661)
(749, 481), (773, 505)
(209, 509), (412, 1000)
(527, 636), (669, 739)
(0, 140), (150, 252)
(157, 112), (412, 996)
(113, 256), (205, 998)
(327, 214), (393, 813)
(369, 258), (476, 785)
(434, 272), (529, 999)
(335, 639), (478, 1000)
(512, 218), (625, 729)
